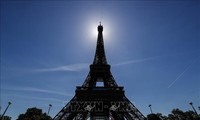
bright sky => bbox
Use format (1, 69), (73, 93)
(1, 0), (200, 119)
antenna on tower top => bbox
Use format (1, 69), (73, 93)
(100, 21), (101, 25)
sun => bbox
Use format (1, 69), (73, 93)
(84, 15), (115, 46)
(89, 22), (110, 41)
(90, 23), (98, 39)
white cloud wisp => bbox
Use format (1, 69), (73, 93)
(35, 63), (89, 72)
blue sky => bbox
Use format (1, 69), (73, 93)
(1, 0), (200, 119)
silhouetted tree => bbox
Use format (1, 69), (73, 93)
(147, 108), (200, 120)
(185, 110), (199, 120)
(147, 113), (161, 120)
(16, 107), (52, 120)
(0, 115), (11, 120)
(156, 113), (168, 120)
(163, 108), (200, 120)
(171, 108), (200, 120)
(170, 108), (186, 120)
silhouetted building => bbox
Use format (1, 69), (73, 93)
(54, 24), (146, 120)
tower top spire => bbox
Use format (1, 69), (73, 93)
(93, 24), (107, 65)
(98, 22), (103, 32)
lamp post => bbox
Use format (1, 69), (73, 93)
(148, 104), (153, 114)
(48, 104), (52, 115)
(189, 102), (198, 116)
(0, 102), (12, 120)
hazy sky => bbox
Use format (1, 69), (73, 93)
(1, 0), (200, 119)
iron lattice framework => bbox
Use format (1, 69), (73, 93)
(53, 25), (146, 120)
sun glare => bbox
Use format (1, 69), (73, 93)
(83, 15), (116, 48)
(90, 24), (98, 38)
(89, 22), (110, 41)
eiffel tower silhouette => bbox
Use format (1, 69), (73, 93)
(53, 24), (146, 120)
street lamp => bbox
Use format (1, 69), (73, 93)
(48, 104), (52, 115)
(189, 102), (198, 116)
(148, 104), (153, 114)
(0, 102), (12, 119)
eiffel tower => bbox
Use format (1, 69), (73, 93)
(53, 24), (146, 120)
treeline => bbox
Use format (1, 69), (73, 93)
(147, 108), (200, 120)
(1, 107), (200, 120)
(0, 107), (52, 120)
